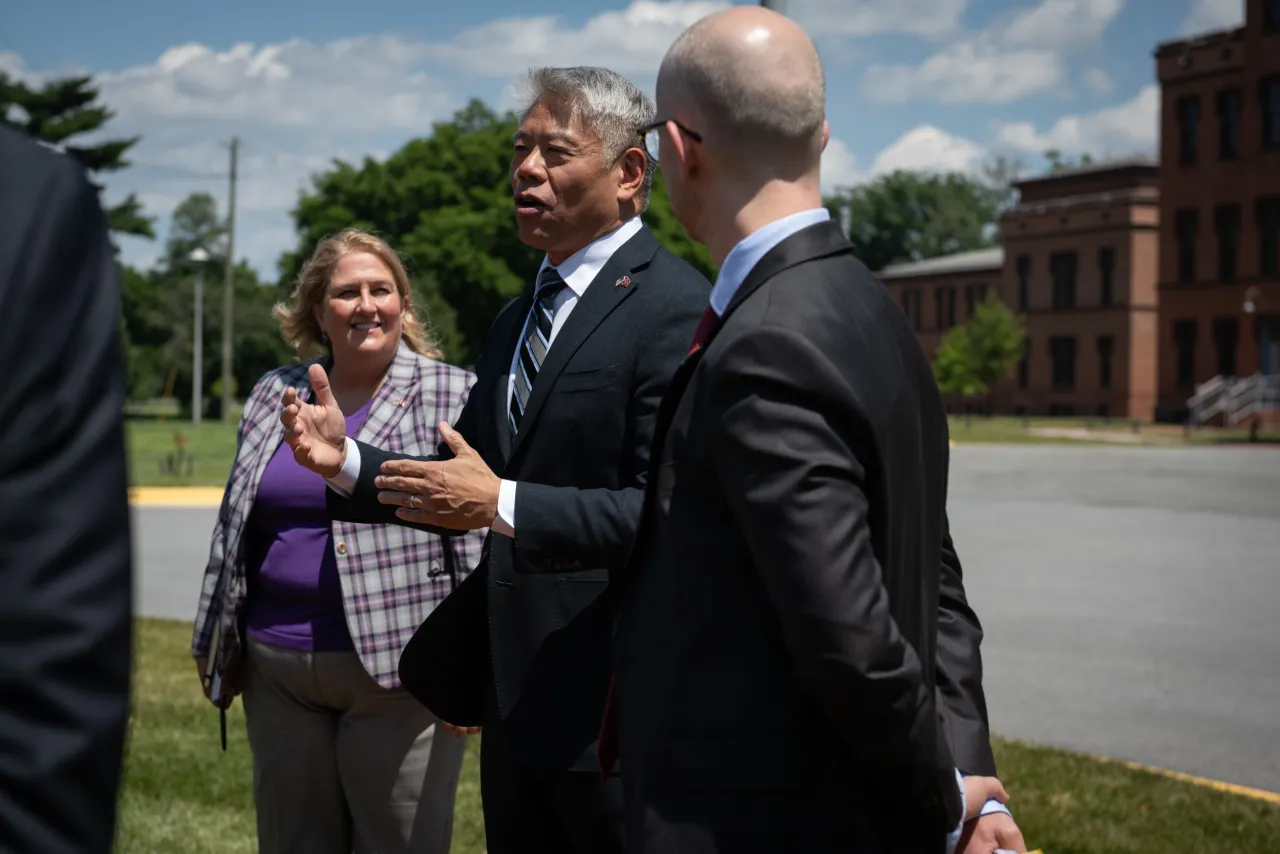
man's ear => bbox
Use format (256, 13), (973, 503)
(668, 120), (699, 182)
(616, 145), (647, 204)
(822, 120), (830, 152)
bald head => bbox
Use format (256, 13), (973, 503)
(658, 6), (825, 175)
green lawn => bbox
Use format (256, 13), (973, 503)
(126, 420), (240, 487)
(117, 619), (1280, 854)
(123, 417), (1280, 489)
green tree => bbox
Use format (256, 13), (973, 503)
(825, 170), (1004, 273)
(933, 295), (1027, 406)
(119, 193), (291, 414)
(1043, 149), (1097, 173)
(283, 98), (717, 365)
(1, 73), (154, 239)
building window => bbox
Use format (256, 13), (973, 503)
(1259, 197), (1280, 277)
(1263, 77), (1280, 149)
(1018, 340), (1030, 390)
(1177, 95), (1199, 165)
(1048, 403), (1076, 417)
(912, 289), (922, 330)
(1098, 247), (1115, 306)
(964, 282), (987, 318)
(1049, 336), (1077, 390)
(1096, 402), (1110, 419)
(944, 287), (956, 329)
(1214, 317), (1238, 377)
(1016, 255), (1030, 311)
(1097, 335), (1114, 389)
(1174, 319), (1197, 391)
(1215, 204), (1240, 282)
(1175, 209), (1198, 284)
(1050, 251), (1077, 310)
(1217, 88), (1240, 160)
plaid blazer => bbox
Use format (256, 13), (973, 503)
(190, 342), (486, 690)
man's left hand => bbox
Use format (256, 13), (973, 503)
(375, 422), (499, 530)
(956, 811), (1027, 854)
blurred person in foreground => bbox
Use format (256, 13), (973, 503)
(0, 126), (133, 853)
(281, 67), (711, 853)
(190, 228), (484, 854)
(603, 7), (1027, 853)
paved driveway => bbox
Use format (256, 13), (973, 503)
(132, 443), (1280, 791)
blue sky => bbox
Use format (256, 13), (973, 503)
(1, 0), (1247, 278)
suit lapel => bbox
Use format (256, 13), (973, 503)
(355, 342), (419, 447)
(492, 296), (531, 464)
(508, 226), (661, 461)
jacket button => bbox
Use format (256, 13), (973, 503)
(428, 559), (443, 577)
(336, 541), (348, 556)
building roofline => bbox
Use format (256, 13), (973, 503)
(1153, 25), (1244, 57)
(1013, 156), (1159, 188)
(876, 247), (1004, 280)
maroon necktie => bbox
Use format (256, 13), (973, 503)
(596, 305), (719, 780)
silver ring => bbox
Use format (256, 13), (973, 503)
(409, 494), (423, 510)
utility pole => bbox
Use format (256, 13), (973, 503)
(221, 136), (238, 423)
(190, 248), (210, 424)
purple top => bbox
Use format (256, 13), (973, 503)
(242, 396), (375, 652)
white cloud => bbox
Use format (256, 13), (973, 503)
(997, 0), (1124, 49)
(99, 39), (451, 131)
(821, 136), (861, 193)
(994, 84), (1158, 156)
(1083, 68), (1115, 96)
(789, 0), (968, 39)
(822, 124), (988, 194)
(863, 43), (1063, 104)
(869, 125), (987, 174)
(1180, 0), (1243, 35)
(862, 0), (1125, 104)
(433, 0), (728, 77)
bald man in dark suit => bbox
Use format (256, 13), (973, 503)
(0, 125), (134, 854)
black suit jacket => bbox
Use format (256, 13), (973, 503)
(614, 221), (967, 853)
(0, 128), (134, 853)
(328, 223), (710, 771)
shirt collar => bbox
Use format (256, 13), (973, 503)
(537, 216), (644, 297)
(709, 208), (832, 316)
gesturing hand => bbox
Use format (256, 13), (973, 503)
(281, 363), (348, 479)
(374, 422), (500, 531)
(957, 811), (1028, 854)
(961, 776), (1010, 823)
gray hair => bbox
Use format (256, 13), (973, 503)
(659, 22), (826, 170)
(515, 66), (656, 208)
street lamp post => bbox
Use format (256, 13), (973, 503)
(190, 247), (211, 425)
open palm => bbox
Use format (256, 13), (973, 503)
(280, 363), (347, 478)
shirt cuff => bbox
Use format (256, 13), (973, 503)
(491, 479), (517, 537)
(325, 437), (360, 496)
(947, 767), (965, 854)
(980, 798), (1012, 817)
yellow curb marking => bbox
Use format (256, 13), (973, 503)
(1099, 757), (1280, 805)
(129, 487), (224, 507)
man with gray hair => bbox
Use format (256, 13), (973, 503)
(281, 65), (711, 853)
(605, 7), (1025, 853)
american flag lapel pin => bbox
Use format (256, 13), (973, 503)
(615, 275), (632, 288)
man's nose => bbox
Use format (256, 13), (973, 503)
(515, 150), (547, 182)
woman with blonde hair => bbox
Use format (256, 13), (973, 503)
(190, 228), (485, 854)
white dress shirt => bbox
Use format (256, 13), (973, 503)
(328, 216), (644, 539)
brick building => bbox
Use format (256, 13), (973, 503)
(879, 159), (1161, 419)
(1154, 0), (1280, 416)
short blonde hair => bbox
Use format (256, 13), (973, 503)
(273, 228), (442, 360)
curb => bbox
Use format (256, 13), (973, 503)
(1100, 757), (1280, 804)
(129, 487), (224, 507)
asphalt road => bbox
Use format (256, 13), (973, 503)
(132, 443), (1280, 792)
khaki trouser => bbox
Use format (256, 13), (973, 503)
(242, 637), (465, 854)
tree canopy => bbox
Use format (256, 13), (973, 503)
(933, 295), (1027, 402)
(1, 72), (154, 239)
(824, 169), (1006, 274)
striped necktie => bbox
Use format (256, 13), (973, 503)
(509, 268), (568, 435)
